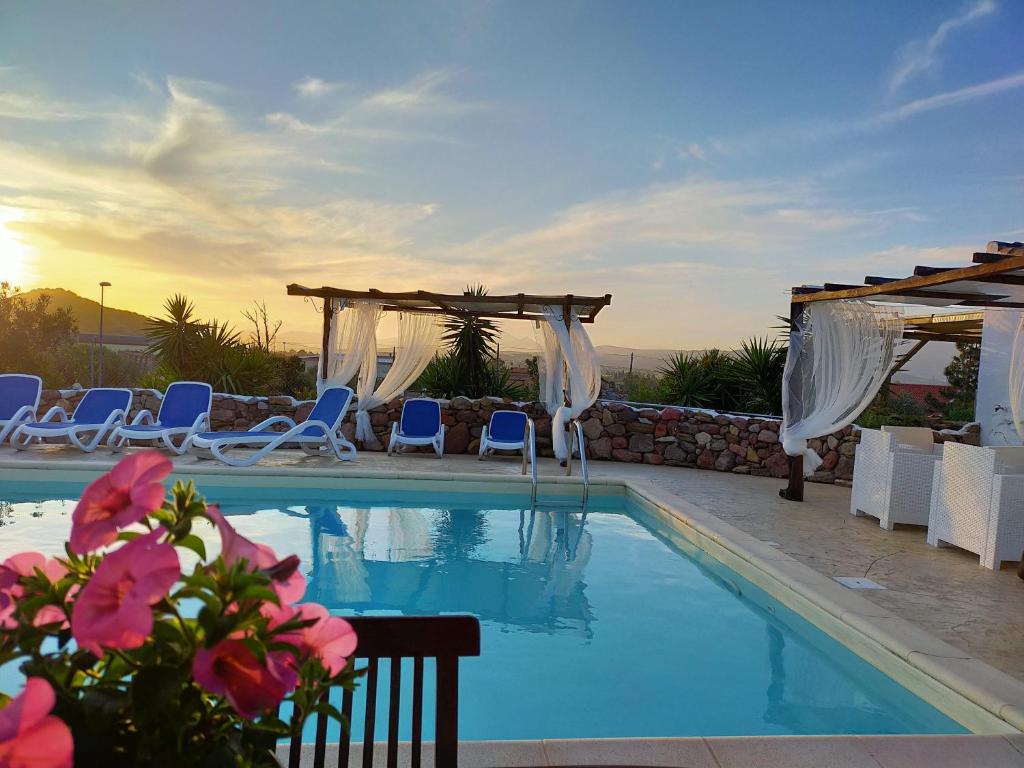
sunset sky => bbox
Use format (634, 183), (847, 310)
(0, 1), (1021, 349)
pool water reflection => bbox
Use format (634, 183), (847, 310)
(0, 482), (966, 739)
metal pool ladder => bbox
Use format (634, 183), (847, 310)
(521, 416), (538, 506)
(565, 418), (590, 506)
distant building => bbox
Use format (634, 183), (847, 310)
(889, 383), (946, 414)
(298, 353), (395, 382)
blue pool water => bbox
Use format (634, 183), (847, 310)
(0, 479), (966, 739)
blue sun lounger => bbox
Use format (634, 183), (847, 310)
(185, 386), (356, 467)
(0, 374), (42, 445)
(387, 398), (445, 458)
(11, 388), (132, 452)
(108, 381), (212, 455)
(478, 410), (531, 461)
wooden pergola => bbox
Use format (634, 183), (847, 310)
(782, 240), (1023, 501)
(286, 285), (612, 380)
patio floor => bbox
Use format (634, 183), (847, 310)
(1, 445), (1022, 685)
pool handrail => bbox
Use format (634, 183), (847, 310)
(565, 418), (590, 506)
(520, 416), (537, 507)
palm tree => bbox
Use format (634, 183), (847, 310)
(440, 284), (498, 398)
(145, 294), (202, 376)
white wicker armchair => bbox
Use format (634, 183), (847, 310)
(849, 426), (942, 530)
(927, 443), (1024, 570)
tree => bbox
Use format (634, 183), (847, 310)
(242, 300), (282, 353)
(927, 342), (980, 421)
(438, 284), (499, 398)
(144, 295), (281, 395)
(0, 283), (78, 384)
(144, 295), (203, 376)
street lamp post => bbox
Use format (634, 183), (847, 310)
(99, 281), (111, 386)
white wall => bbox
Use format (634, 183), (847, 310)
(976, 309), (1024, 446)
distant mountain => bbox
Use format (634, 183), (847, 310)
(20, 288), (151, 337)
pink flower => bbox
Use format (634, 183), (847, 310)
(292, 604), (357, 676)
(207, 506), (306, 603)
(263, 602), (357, 676)
(0, 678), (73, 768)
(71, 529), (180, 657)
(0, 553), (67, 630)
(192, 639), (297, 719)
(70, 451), (172, 554)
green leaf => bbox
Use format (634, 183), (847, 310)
(177, 534), (207, 561)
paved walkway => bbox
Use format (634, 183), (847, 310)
(2, 445), (1023, 683)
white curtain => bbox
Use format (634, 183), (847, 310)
(1010, 314), (1024, 441)
(541, 306), (602, 461)
(317, 299), (380, 396)
(354, 311), (441, 442)
(781, 299), (904, 474)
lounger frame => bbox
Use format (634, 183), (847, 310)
(108, 381), (212, 455)
(10, 388), (132, 453)
(0, 374), (42, 445)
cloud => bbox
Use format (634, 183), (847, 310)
(359, 70), (487, 115)
(872, 70), (1024, 124)
(294, 76), (347, 98)
(888, 0), (997, 93)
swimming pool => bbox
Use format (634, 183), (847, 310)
(0, 478), (966, 740)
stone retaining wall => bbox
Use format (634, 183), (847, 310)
(38, 389), (980, 485)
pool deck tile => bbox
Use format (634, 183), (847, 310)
(705, 736), (884, 768)
(542, 737), (719, 767)
(859, 734), (1024, 768)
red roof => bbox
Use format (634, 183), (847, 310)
(889, 383), (946, 412)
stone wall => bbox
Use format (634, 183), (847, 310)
(37, 388), (980, 485)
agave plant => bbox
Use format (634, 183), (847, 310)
(729, 336), (787, 415)
(658, 349), (738, 410)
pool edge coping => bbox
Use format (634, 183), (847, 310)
(1, 453), (1023, 735)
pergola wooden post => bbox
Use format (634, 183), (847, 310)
(779, 241), (1022, 502)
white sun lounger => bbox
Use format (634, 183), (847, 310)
(185, 386), (356, 467)
(11, 388), (132, 453)
(108, 381), (212, 455)
(0, 374), (42, 445)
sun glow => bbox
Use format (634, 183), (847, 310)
(0, 207), (34, 287)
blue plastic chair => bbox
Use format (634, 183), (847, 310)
(0, 374), (42, 445)
(478, 410), (530, 461)
(388, 398), (445, 457)
(108, 381), (212, 454)
(11, 388), (132, 452)
(186, 386), (356, 467)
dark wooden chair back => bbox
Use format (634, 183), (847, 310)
(286, 615), (481, 768)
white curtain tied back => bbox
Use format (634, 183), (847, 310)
(316, 299), (441, 443)
(1010, 314), (1024, 441)
(354, 309), (441, 442)
(781, 300), (904, 474)
(540, 306), (602, 461)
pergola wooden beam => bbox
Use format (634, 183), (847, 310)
(781, 246), (1019, 503)
(792, 252), (1024, 305)
(292, 283), (613, 382)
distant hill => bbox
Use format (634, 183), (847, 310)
(20, 288), (150, 336)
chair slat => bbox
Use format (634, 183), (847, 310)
(411, 657), (424, 768)
(314, 691), (330, 768)
(289, 723), (303, 768)
(386, 658), (401, 768)
(362, 658), (379, 768)
(434, 656), (459, 768)
(338, 687), (354, 768)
